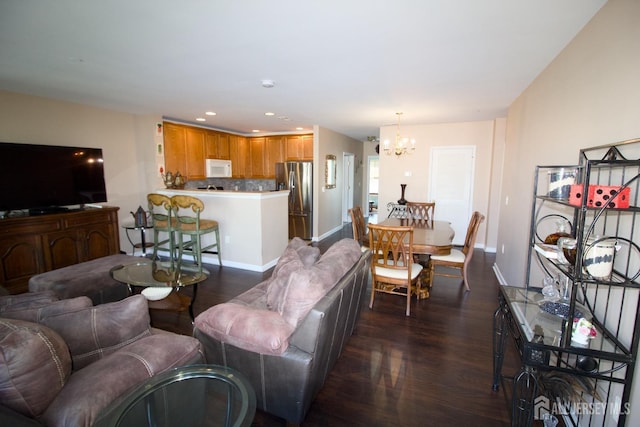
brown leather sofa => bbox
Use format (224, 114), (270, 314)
(194, 238), (371, 425)
(0, 292), (204, 427)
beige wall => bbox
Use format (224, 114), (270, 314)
(0, 90), (162, 249)
(378, 119), (505, 250)
(496, 0), (640, 286)
(314, 126), (364, 241)
(496, 0), (640, 421)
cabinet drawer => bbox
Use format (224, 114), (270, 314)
(0, 217), (62, 236)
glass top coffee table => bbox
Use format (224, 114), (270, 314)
(110, 260), (207, 320)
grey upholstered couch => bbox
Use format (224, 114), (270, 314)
(194, 237), (371, 425)
(0, 293), (204, 427)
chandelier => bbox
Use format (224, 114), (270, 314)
(382, 112), (415, 156)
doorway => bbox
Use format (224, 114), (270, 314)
(429, 146), (475, 245)
(342, 153), (354, 222)
(367, 156), (379, 216)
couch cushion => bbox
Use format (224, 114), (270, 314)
(0, 296), (93, 323)
(41, 295), (152, 370)
(280, 238), (363, 327)
(0, 290), (59, 311)
(28, 254), (136, 304)
(42, 333), (203, 427)
(266, 247), (305, 311)
(0, 318), (72, 418)
(194, 303), (294, 355)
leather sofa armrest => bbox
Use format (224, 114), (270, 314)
(0, 403), (43, 426)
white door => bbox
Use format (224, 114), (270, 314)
(429, 146), (475, 245)
(342, 153), (354, 222)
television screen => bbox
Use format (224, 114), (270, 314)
(0, 142), (107, 213)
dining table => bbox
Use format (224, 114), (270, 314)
(376, 217), (455, 255)
(375, 217), (455, 299)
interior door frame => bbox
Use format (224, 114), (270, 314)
(342, 153), (354, 222)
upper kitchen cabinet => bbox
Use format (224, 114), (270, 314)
(249, 137), (266, 178)
(184, 127), (206, 179)
(163, 122), (205, 180)
(266, 136), (285, 177)
(229, 135), (249, 178)
(164, 122), (313, 179)
(247, 136), (285, 179)
(285, 134), (313, 161)
(163, 122), (186, 175)
(204, 130), (231, 160)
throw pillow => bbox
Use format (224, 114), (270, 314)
(0, 296), (93, 323)
(280, 238), (363, 327)
(0, 318), (72, 418)
(265, 239), (320, 311)
(41, 295), (152, 370)
(266, 246), (305, 311)
(296, 244), (321, 267)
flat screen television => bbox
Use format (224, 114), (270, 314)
(0, 142), (107, 214)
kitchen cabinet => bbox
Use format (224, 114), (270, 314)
(229, 135), (249, 178)
(266, 136), (285, 177)
(249, 137), (266, 178)
(493, 138), (640, 426)
(204, 130), (230, 160)
(163, 122), (205, 180)
(164, 122), (312, 178)
(184, 127), (205, 179)
(163, 122), (186, 176)
(0, 207), (121, 294)
(285, 134), (313, 160)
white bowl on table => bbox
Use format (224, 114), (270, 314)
(141, 287), (172, 301)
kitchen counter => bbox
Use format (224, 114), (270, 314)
(158, 189), (289, 271)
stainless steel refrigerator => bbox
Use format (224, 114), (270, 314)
(276, 161), (313, 240)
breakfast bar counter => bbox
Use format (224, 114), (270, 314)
(158, 189), (289, 272)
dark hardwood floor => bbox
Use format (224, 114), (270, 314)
(150, 224), (523, 426)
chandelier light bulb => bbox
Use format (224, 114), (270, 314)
(383, 112), (416, 157)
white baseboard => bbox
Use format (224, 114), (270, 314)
(492, 262), (509, 286)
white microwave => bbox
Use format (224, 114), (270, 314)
(206, 159), (232, 178)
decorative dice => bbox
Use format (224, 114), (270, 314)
(569, 184), (630, 209)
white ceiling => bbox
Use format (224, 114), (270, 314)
(0, 0), (606, 141)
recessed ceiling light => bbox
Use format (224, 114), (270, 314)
(252, 129), (260, 133)
(277, 115), (289, 120)
(296, 127), (304, 131)
(261, 79), (275, 88)
(265, 112), (275, 116)
(196, 118), (206, 122)
(205, 111), (216, 116)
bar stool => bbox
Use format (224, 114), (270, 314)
(147, 193), (176, 261)
(171, 195), (222, 273)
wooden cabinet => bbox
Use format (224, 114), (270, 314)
(204, 130), (231, 160)
(266, 136), (285, 177)
(247, 136), (285, 178)
(285, 134), (313, 160)
(249, 137), (266, 178)
(163, 122), (205, 180)
(163, 123), (186, 176)
(184, 127), (205, 179)
(0, 207), (121, 294)
(164, 121), (312, 178)
(229, 135), (249, 178)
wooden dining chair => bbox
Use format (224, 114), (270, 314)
(368, 223), (423, 316)
(406, 201), (435, 221)
(147, 193), (176, 261)
(171, 195), (222, 273)
(348, 206), (369, 248)
(428, 211), (485, 291)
